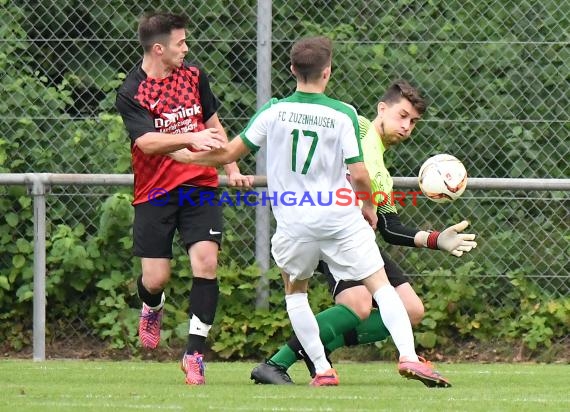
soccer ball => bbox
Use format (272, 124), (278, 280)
(418, 154), (468, 203)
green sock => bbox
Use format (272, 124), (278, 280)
(315, 304), (361, 343)
(354, 308), (390, 345)
(268, 304), (361, 369)
(325, 334), (346, 353)
(267, 344), (299, 370)
(325, 308), (390, 351)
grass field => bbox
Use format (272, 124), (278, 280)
(1, 360), (568, 411)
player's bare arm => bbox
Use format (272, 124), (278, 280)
(347, 161), (377, 230)
(183, 136), (251, 169)
(135, 129), (225, 155)
(165, 148), (193, 163)
(205, 114), (253, 188)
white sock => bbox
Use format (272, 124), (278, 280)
(189, 314), (212, 337)
(285, 293), (331, 374)
(373, 285), (419, 362)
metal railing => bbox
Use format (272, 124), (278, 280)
(1, 173), (569, 360)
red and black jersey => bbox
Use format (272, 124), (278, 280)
(116, 61), (220, 204)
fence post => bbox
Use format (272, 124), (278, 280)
(30, 174), (47, 361)
(254, 0), (272, 309)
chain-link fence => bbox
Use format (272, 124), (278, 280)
(1, 176), (568, 360)
(4, 1), (568, 176)
(1, 1), (568, 357)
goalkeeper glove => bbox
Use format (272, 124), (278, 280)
(426, 220), (477, 257)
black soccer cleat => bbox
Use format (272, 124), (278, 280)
(250, 362), (294, 385)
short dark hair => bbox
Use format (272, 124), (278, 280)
(381, 80), (427, 115)
(290, 36), (333, 82)
(138, 12), (188, 53)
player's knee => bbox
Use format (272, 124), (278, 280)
(335, 288), (372, 320)
(143, 277), (168, 292)
(407, 301), (425, 326)
(353, 304), (373, 320)
(341, 300), (372, 320)
(189, 241), (220, 275)
(141, 259), (170, 291)
(141, 271), (170, 291)
(396, 283), (425, 326)
(192, 254), (218, 276)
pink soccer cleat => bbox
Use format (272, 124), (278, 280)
(138, 303), (163, 349)
(398, 356), (452, 388)
(181, 352), (206, 385)
(309, 368), (339, 387)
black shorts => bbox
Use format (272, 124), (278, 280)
(317, 250), (410, 299)
(133, 186), (223, 258)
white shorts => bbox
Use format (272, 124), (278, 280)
(271, 219), (384, 283)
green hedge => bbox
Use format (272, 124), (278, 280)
(1, 1), (568, 358)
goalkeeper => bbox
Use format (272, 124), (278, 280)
(251, 80), (477, 387)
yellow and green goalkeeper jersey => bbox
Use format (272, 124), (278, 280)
(358, 116), (398, 214)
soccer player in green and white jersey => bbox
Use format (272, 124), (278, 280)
(176, 39), (450, 386)
(251, 80), (477, 387)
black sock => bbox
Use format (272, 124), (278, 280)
(285, 336), (331, 378)
(186, 277), (219, 354)
(343, 329), (359, 346)
(186, 335), (207, 355)
(286, 336), (304, 360)
(137, 275), (163, 307)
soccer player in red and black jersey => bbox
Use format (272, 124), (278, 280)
(115, 11), (252, 386)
